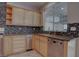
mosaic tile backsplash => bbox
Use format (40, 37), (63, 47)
(5, 25), (42, 35)
(0, 2), (6, 27)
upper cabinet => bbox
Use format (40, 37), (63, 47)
(12, 7), (25, 25)
(6, 5), (42, 26)
(24, 10), (33, 26)
(33, 12), (41, 26)
(6, 5), (13, 25)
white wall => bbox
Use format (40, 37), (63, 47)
(68, 2), (79, 23)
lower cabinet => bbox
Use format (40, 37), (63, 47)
(3, 36), (13, 56)
(12, 36), (26, 54)
(39, 36), (48, 56)
(32, 35), (35, 49)
(34, 35), (40, 52)
(32, 34), (68, 57)
(3, 35), (26, 56)
(32, 35), (48, 56)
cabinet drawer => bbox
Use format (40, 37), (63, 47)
(13, 45), (25, 49)
(13, 39), (25, 42)
(13, 39), (25, 43)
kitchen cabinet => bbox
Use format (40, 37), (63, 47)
(32, 34), (48, 56)
(32, 35), (35, 49)
(34, 35), (40, 51)
(39, 36), (48, 56)
(12, 7), (25, 25)
(3, 35), (27, 56)
(33, 12), (41, 26)
(6, 5), (42, 26)
(32, 34), (69, 57)
(67, 38), (76, 57)
(3, 36), (12, 56)
(12, 36), (26, 54)
(6, 5), (12, 25)
(75, 37), (79, 57)
(0, 38), (3, 56)
(24, 10), (41, 26)
(26, 35), (32, 50)
(24, 10), (33, 26)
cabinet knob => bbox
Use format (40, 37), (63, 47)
(60, 42), (63, 45)
(53, 41), (56, 43)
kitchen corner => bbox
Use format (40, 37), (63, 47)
(0, 2), (79, 57)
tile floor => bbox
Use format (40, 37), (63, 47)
(9, 50), (42, 57)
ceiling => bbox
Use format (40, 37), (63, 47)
(7, 2), (47, 11)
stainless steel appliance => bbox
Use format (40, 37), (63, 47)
(48, 38), (64, 57)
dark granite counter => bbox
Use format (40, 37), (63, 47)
(35, 34), (74, 41)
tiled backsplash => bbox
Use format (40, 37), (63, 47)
(5, 25), (42, 35)
(67, 23), (79, 37)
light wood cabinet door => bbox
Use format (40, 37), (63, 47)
(12, 7), (25, 25)
(3, 36), (12, 56)
(12, 36), (26, 54)
(34, 35), (40, 52)
(32, 35), (48, 56)
(33, 12), (41, 26)
(32, 35), (35, 49)
(39, 36), (48, 56)
(24, 10), (33, 26)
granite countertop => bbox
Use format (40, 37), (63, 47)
(37, 34), (72, 41)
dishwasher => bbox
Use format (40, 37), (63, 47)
(26, 35), (32, 51)
(48, 38), (64, 57)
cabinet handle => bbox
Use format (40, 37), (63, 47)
(48, 39), (50, 41)
(60, 42), (62, 45)
(53, 41), (56, 43)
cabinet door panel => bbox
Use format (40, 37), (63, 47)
(39, 36), (48, 56)
(12, 7), (24, 25)
(12, 36), (26, 54)
(32, 35), (35, 49)
(3, 36), (12, 56)
(40, 41), (48, 56)
(24, 10), (33, 26)
(34, 35), (40, 51)
(33, 12), (41, 26)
